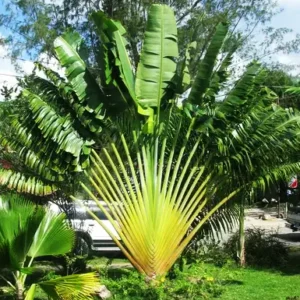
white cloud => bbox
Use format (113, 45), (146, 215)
(0, 46), (64, 101)
(44, 0), (63, 4)
(0, 44), (20, 100)
(277, 0), (300, 8)
(272, 53), (300, 76)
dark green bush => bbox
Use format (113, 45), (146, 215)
(224, 228), (288, 268)
(60, 254), (88, 275)
(180, 238), (232, 268)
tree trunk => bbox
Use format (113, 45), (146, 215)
(15, 279), (24, 300)
(15, 272), (24, 300)
(278, 181), (287, 217)
(238, 199), (246, 267)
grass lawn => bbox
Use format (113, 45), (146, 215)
(199, 263), (300, 300)
(219, 250), (300, 300)
(220, 267), (300, 300)
(181, 250), (300, 300)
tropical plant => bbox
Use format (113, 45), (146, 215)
(225, 228), (289, 268)
(2, 3), (300, 281)
(0, 194), (99, 300)
(67, 5), (300, 280)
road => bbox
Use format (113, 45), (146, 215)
(217, 208), (300, 247)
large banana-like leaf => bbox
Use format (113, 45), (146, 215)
(208, 44), (238, 100)
(21, 89), (94, 171)
(39, 273), (99, 300)
(10, 118), (75, 173)
(0, 133), (63, 182)
(54, 32), (107, 132)
(34, 63), (106, 134)
(28, 211), (75, 258)
(19, 146), (64, 182)
(135, 4), (179, 109)
(0, 169), (57, 195)
(176, 41), (196, 95)
(92, 12), (136, 102)
(24, 90), (92, 157)
(188, 22), (229, 105)
(218, 63), (261, 120)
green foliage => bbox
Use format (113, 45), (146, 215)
(0, 194), (98, 300)
(1, 0), (297, 73)
(54, 31), (109, 125)
(135, 5), (178, 109)
(61, 254), (88, 275)
(188, 22), (228, 105)
(182, 238), (233, 268)
(225, 228), (289, 268)
(38, 272), (99, 300)
(1, 3), (300, 283)
(101, 268), (223, 300)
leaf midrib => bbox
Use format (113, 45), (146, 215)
(157, 6), (164, 108)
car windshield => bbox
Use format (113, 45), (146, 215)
(73, 201), (111, 220)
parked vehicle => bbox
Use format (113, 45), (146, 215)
(49, 200), (120, 255)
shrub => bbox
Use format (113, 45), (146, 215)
(60, 254), (88, 275)
(174, 238), (232, 270)
(224, 228), (288, 268)
(101, 268), (224, 300)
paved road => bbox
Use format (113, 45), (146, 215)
(217, 208), (300, 247)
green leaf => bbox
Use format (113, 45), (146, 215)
(25, 284), (36, 300)
(0, 169), (57, 196)
(0, 196), (45, 269)
(135, 4), (178, 109)
(54, 32), (107, 132)
(188, 22), (229, 105)
(176, 42), (196, 94)
(27, 211), (75, 258)
(92, 11), (136, 102)
(39, 273), (100, 300)
(23, 89), (92, 157)
(208, 43), (238, 99)
(218, 63), (262, 121)
(20, 267), (38, 275)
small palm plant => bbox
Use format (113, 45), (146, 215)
(0, 194), (99, 300)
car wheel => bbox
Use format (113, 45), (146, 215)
(74, 235), (90, 256)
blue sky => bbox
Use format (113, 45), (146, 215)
(0, 0), (300, 99)
(270, 0), (300, 67)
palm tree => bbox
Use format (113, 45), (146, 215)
(0, 194), (99, 299)
(2, 3), (300, 280)
(67, 5), (300, 279)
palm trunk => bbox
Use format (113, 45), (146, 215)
(15, 280), (24, 300)
(238, 199), (246, 267)
(15, 272), (25, 300)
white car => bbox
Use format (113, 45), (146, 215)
(49, 200), (120, 255)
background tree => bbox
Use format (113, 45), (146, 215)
(1, 0), (299, 70)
